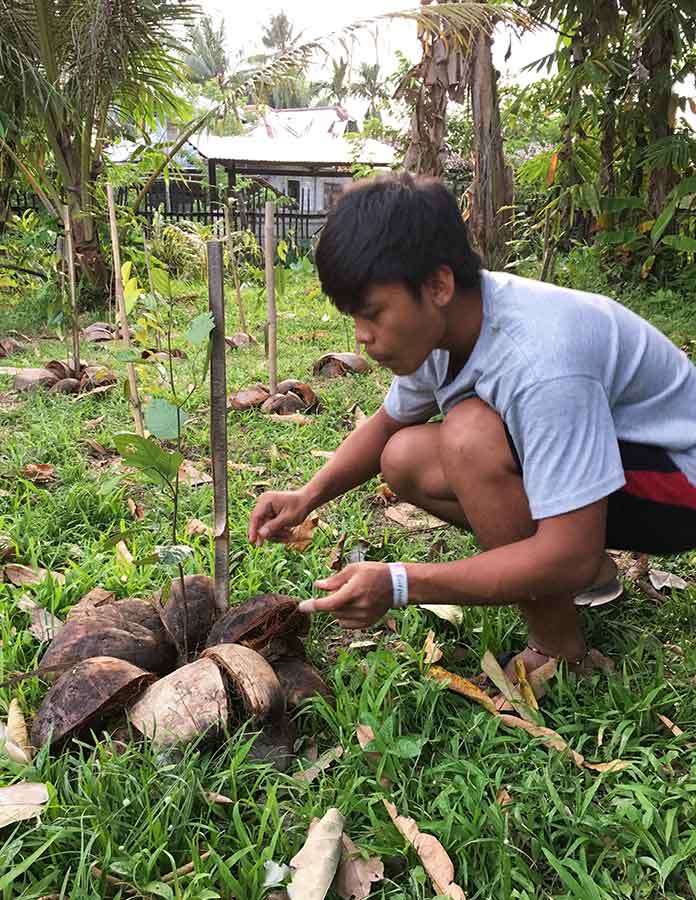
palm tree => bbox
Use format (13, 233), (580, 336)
(185, 14), (228, 86)
(0, 0), (196, 291)
(353, 62), (388, 120)
(316, 56), (352, 106)
(261, 11), (298, 54)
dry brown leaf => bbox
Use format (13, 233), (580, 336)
(294, 745), (343, 784)
(228, 461), (266, 474)
(649, 569), (688, 591)
(429, 666), (498, 715)
(16, 593), (63, 641)
(287, 807), (345, 900)
(514, 659), (539, 711)
(481, 651), (537, 724)
(385, 502), (448, 531)
(186, 518), (212, 537)
(333, 833), (384, 900)
(83, 415), (105, 430)
(375, 483), (397, 504)
(0, 782), (49, 828)
(383, 800), (466, 900)
(115, 540), (134, 567)
(21, 463), (55, 483)
(3, 563), (65, 587)
(311, 449), (335, 460)
(67, 587), (116, 619)
(423, 630), (443, 664)
(1, 700), (33, 764)
(83, 438), (110, 457)
(204, 791), (234, 805)
(178, 460), (213, 486)
(527, 658), (558, 699)
(419, 604), (464, 625)
(268, 413), (313, 425)
(498, 714), (585, 767)
(495, 788), (513, 807)
(384, 617), (398, 633)
(127, 497), (144, 520)
(287, 514), (320, 551)
(328, 533), (347, 571)
(583, 759), (631, 773)
(658, 713), (684, 737)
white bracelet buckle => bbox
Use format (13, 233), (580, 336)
(388, 562), (409, 609)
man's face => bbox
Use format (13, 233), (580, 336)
(352, 281), (447, 376)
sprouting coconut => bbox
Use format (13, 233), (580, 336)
(313, 352), (370, 378)
(155, 575), (220, 660)
(205, 594), (308, 652)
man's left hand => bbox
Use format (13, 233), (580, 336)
(298, 562), (394, 629)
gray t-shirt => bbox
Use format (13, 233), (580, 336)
(383, 270), (696, 520)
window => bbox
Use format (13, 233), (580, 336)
(287, 179), (300, 203)
(323, 182), (343, 210)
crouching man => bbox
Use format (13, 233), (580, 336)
(248, 173), (696, 677)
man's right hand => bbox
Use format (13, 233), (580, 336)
(248, 489), (310, 546)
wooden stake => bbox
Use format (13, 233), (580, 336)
(264, 201), (278, 395)
(106, 183), (144, 436)
(62, 205), (81, 376)
(207, 240), (229, 613)
(224, 200), (248, 332)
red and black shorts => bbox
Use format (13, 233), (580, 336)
(505, 434), (696, 555)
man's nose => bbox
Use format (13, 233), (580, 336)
(354, 320), (370, 345)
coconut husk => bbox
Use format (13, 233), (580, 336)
(79, 366), (117, 392)
(156, 575), (219, 659)
(40, 601), (176, 676)
(276, 380), (319, 409)
(202, 643), (285, 725)
(225, 332), (256, 349)
(0, 337), (24, 357)
(271, 657), (334, 709)
(14, 368), (59, 391)
(45, 359), (78, 381)
(258, 634), (307, 664)
(128, 657), (227, 747)
(82, 322), (115, 342)
(31, 656), (156, 748)
(261, 393), (307, 415)
(205, 594), (308, 651)
(227, 384), (270, 411)
(313, 352), (370, 377)
(50, 377), (80, 394)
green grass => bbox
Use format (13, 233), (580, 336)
(1, 263), (696, 899)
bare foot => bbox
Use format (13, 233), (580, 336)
(503, 646), (615, 683)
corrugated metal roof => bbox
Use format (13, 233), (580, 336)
(187, 133), (395, 167)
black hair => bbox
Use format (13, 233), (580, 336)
(315, 172), (481, 313)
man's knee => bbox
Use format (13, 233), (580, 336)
(440, 398), (518, 476)
(380, 429), (418, 492)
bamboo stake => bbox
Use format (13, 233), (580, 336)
(264, 201), (278, 395)
(207, 240), (229, 613)
(106, 183), (144, 436)
(62, 205), (80, 376)
(224, 200), (248, 332)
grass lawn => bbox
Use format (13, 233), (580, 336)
(1, 263), (696, 899)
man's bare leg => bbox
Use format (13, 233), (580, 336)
(381, 400), (610, 671)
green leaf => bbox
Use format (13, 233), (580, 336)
(150, 264), (171, 297)
(393, 736), (426, 758)
(113, 432), (182, 485)
(124, 277), (140, 315)
(661, 234), (696, 253)
(154, 544), (193, 566)
(115, 349), (142, 363)
(144, 398), (187, 440)
(121, 261), (132, 283)
(651, 198), (678, 244)
(274, 265), (288, 301)
(0, 833), (60, 891)
(675, 175), (696, 199)
(142, 883), (174, 900)
(185, 311), (215, 345)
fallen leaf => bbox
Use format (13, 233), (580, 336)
(333, 833), (384, 900)
(495, 788), (513, 807)
(356, 724), (382, 769)
(328, 533), (347, 570)
(204, 791), (234, 805)
(481, 651), (538, 724)
(418, 604), (463, 625)
(311, 450), (335, 460)
(0, 782), (49, 828)
(4, 563), (64, 587)
(83, 438), (110, 457)
(423, 630), (443, 664)
(287, 514), (320, 551)
(384, 617), (398, 632)
(16, 594), (63, 641)
(382, 800), (466, 900)
(268, 413), (313, 425)
(67, 587), (116, 619)
(583, 759), (631, 773)
(287, 808), (345, 900)
(21, 463), (55, 484)
(186, 518), (212, 537)
(658, 713), (684, 737)
(665, 643), (683, 656)
(83, 415), (105, 430)
(228, 461), (266, 474)
(115, 540), (134, 567)
(376, 483), (397, 504)
(6, 700), (32, 762)
(72, 383), (117, 401)
(428, 666), (497, 715)
(178, 460), (213, 486)
(649, 569), (688, 591)
(127, 498), (144, 520)
(385, 502), (448, 531)
(527, 658), (558, 699)
(498, 714), (585, 767)
(294, 745), (344, 784)
(514, 659), (539, 711)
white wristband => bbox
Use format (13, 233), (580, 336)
(388, 563), (409, 609)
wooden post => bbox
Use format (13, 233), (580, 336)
(106, 183), (144, 436)
(207, 240), (229, 613)
(223, 200), (248, 332)
(62, 205), (81, 376)
(264, 201), (278, 395)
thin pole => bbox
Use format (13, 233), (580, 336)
(106, 183), (144, 436)
(62, 205), (80, 376)
(264, 201), (278, 395)
(223, 200), (248, 332)
(207, 240), (229, 613)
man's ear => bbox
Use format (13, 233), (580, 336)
(422, 265), (455, 308)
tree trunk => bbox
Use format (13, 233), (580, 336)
(468, 28), (513, 268)
(642, 18), (676, 217)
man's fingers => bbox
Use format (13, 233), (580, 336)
(298, 584), (353, 614)
(314, 566), (353, 591)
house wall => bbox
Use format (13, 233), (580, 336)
(264, 174), (351, 213)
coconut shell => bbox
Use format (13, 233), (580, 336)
(128, 657), (227, 747)
(31, 656), (156, 748)
(202, 644), (285, 724)
(272, 657), (334, 709)
(228, 384), (270, 410)
(156, 575), (219, 659)
(276, 380), (319, 409)
(50, 377), (80, 394)
(40, 602), (176, 676)
(313, 352), (370, 377)
(79, 366), (117, 392)
(258, 634), (307, 664)
(205, 594), (308, 651)
(45, 359), (77, 381)
(0, 337), (24, 357)
(225, 332), (256, 349)
(261, 392), (307, 415)
(14, 368), (59, 391)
